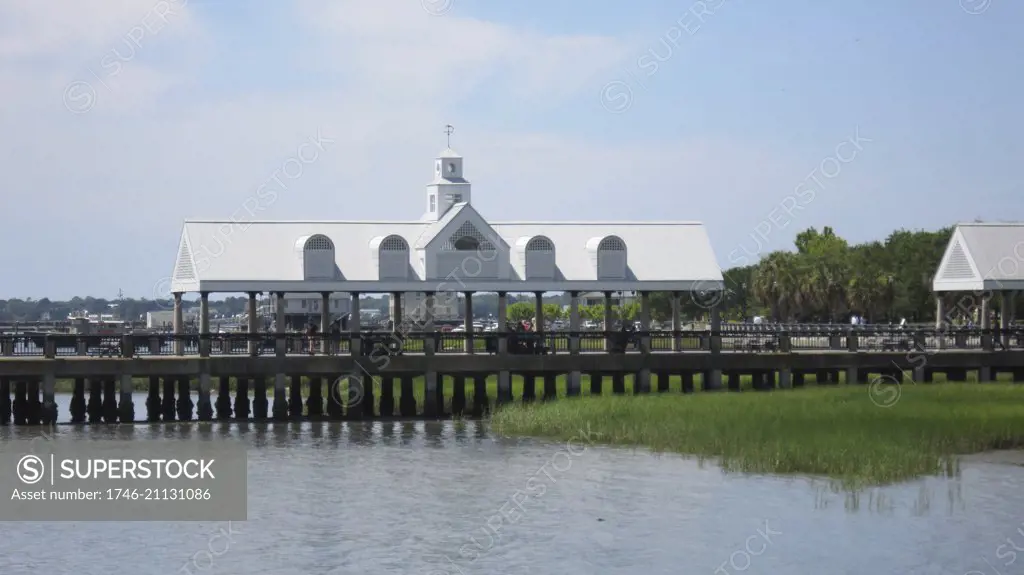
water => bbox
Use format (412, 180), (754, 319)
(2, 419), (1024, 574)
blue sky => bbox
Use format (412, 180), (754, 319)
(0, 0), (1021, 299)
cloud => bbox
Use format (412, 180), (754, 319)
(0, 0), (799, 298)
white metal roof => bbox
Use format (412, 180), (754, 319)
(933, 222), (1024, 292)
(171, 215), (723, 293)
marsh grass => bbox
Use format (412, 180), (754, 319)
(490, 384), (1024, 488)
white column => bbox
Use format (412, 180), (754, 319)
(497, 291), (510, 403)
(390, 292), (403, 330)
(349, 293), (361, 356)
(173, 292), (184, 355)
(247, 292), (259, 356)
(424, 292), (436, 354)
(936, 293), (947, 349)
(671, 291), (682, 351)
(603, 291), (614, 351)
(568, 290), (581, 394)
(275, 292), (286, 356)
(199, 292), (210, 357)
(637, 291), (651, 393)
(463, 292), (474, 354)
(320, 292), (331, 354)
(497, 292), (508, 354)
(1000, 291), (1011, 347)
(569, 291), (580, 353)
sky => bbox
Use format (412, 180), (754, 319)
(1, 0), (1021, 300)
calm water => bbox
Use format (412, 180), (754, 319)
(2, 408), (1024, 573)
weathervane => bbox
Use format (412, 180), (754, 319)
(444, 124), (454, 147)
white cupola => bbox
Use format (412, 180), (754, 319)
(422, 130), (472, 221)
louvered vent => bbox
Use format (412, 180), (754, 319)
(174, 237), (195, 280)
(941, 240), (975, 280)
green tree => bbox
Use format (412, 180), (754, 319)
(506, 302), (534, 322)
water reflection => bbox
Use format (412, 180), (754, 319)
(2, 411), (1024, 574)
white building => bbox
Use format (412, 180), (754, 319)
(167, 141), (724, 330)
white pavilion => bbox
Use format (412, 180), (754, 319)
(168, 141), (725, 336)
(932, 222), (1024, 330)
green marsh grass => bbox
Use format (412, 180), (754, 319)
(490, 384), (1024, 488)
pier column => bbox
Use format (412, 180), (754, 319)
(89, 378), (104, 423)
(452, 375), (466, 415)
(779, 368), (793, 389)
(399, 375), (416, 416)
(97, 379), (113, 423)
(568, 291), (581, 396)
(307, 377), (324, 418)
(379, 375), (395, 417)
(0, 378), (10, 425)
(145, 377), (159, 422)
(13, 381), (27, 425)
(248, 292), (259, 356)
(25, 380), (40, 425)
(252, 377), (268, 420)
(272, 374), (288, 421)
(161, 377), (176, 421)
(671, 291), (682, 351)
(173, 292), (184, 355)
(320, 292), (332, 355)
(472, 374), (488, 416)
(176, 377), (193, 421)
(275, 292), (287, 357)
(114, 374), (133, 423)
(289, 375), (303, 420)
(496, 292), (511, 404)
(637, 292), (651, 393)
(41, 373), (56, 425)
(603, 292), (614, 351)
(423, 292), (439, 416)
(197, 373), (213, 421)
(216, 377), (232, 420)
(234, 378), (251, 421)
(349, 293), (361, 356)
(464, 292), (474, 354)
(199, 292), (211, 357)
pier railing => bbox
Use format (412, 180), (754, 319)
(1, 327), (1023, 358)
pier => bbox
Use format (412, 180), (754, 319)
(1, 325), (1021, 426)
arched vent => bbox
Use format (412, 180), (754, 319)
(526, 236), (554, 253)
(598, 236), (625, 252)
(588, 235), (627, 279)
(305, 235), (334, 251)
(521, 235), (556, 279)
(374, 234), (409, 280)
(381, 235), (408, 251)
(299, 234), (337, 280)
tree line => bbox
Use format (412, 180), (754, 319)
(3, 225), (1009, 325)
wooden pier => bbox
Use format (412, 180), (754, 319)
(1, 327), (1022, 426)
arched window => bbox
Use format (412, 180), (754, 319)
(373, 234), (409, 280)
(297, 234), (337, 280)
(522, 235), (555, 279)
